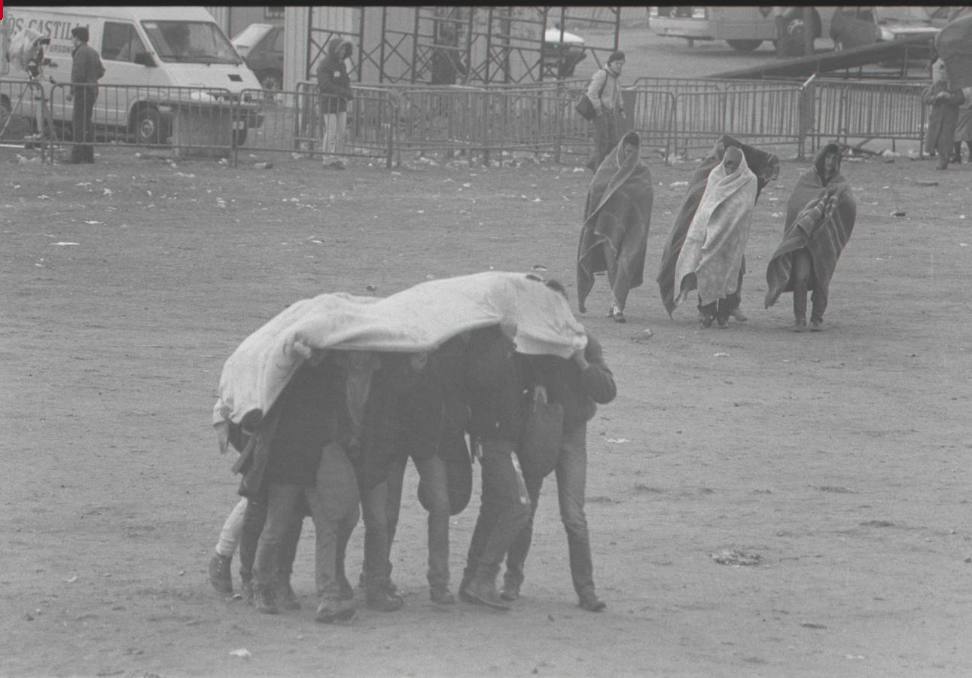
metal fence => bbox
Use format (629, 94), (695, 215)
(0, 76), (931, 166)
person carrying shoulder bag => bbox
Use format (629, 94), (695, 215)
(585, 50), (626, 172)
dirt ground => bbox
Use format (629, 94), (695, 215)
(2, 138), (971, 678)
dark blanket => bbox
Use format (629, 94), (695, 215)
(576, 132), (654, 313)
(656, 135), (779, 316)
(764, 150), (857, 308)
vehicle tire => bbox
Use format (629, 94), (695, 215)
(727, 39), (763, 53)
(259, 70), (282, 91)
(132, 105), (169, 145)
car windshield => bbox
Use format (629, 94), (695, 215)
(142, 20), (242, 64)
(232, 23), (273, 49)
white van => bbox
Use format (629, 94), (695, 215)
(2, 6), (264, 144)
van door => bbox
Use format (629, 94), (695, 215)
(99, 21), (165, 137)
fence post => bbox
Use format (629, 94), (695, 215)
(386, 95), (395, 169)
(797, 73), (816, 161)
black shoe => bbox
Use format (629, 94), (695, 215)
(463, 578), (511, 611)
(700, 315), (714, 328)
(578, 591), (606, 612)
(809, 319), (823, 332)
(500, 578), (520, 602)
(274, 578), (301, 610)
(793, 317), (807, 333)
(430, 587), (456, 605)
(208, 554), (233, 594)
(366, 589), (404, 612)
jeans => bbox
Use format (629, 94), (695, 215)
(792, 248), (827, 323)
(321, 110), (347, 159)
(386, 453), (452, 591)
(464, 440), (531, 583)
(504, 422), (596, 597)
(253, 442), (359, 602)
(339, 478), (390, 593)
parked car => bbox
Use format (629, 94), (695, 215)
(541, 24), (586, 78)
(231, 23), (283, 91)
(830, 6), (947, 52)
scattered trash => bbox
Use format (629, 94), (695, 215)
(83, 220), (102, 225)
(631, 328), (653, 343)
(669, 181), (689, 187)
(52, 242), (79, 247)
(254, 162), (273, 170)
(711, 549), (761, 566)
(462, 183), (472, 188)
(365, 284), (378, 292)
(37, 194), (51, 200)
(606, 438), (630, 444)
(65, 575), (78, 582)
(531, 264), (547, 272)
(800, 622), (827, 630)
(915, 180), (938, 187)
(102, 188), (113, 196)
(229, 648), (252, 660)
(860, 520), (895, 528)
(713, 352), (729, 358)
(891, 211), (906, 217)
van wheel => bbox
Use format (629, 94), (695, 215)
(133, 106), (169, 145)
(727, 39), (763, 53)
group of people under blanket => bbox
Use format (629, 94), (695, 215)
(579, 132), (857, 333)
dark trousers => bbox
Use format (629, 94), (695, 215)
(588, 108), (621, 171)
(792, 248), (827, 323)
(386, 453), (452, 591)
(504, 423), (596, 597)
(238, 493), (303, 583)
(463, 440), (531, 583)
(71, 87), (96, 163)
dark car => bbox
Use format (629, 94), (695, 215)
(232, 23), (284, 90)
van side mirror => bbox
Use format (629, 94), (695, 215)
(133, 52), (156, 67)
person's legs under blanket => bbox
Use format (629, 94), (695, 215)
(252, 483), (303, 613)
(306, 441), (360, 621)
(501, 469), (543, 601)
(360, 479), (402, 611)
(809, 274), (828, 331)
(791, 249), (812, 331)
(698, 297), (717, 328)
(379, 453), (407, 593)
(414, 454), (454, 601)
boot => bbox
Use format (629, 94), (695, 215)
(253, 583), (278, 614)
(315, 598), (355, 623)
(366, 587), (404, 612)
(430, 587), (456, 605)
(578, 589), (606, 612)
(208, 553), (233, 594)
(462, 574), (511, 611)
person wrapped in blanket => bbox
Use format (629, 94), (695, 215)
(577, 131), (653, 323)
(670, 146), (758, 328)
(657, 136), (779, 325)
(764, 144), (857, 332)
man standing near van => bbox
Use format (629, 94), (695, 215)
(66, 26), (105, 164)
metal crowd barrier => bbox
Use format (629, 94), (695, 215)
(0, 79), (53, 161)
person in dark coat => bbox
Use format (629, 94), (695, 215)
(316, 37), (354, 169)
(924, 57), (966, 170)
(66, 26), (104, 164)
(459, 325), (534, 611)
(502, 282), (617, 612)
(384, 335), (472, 605)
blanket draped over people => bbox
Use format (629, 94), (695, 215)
(212, 271), (588, 438)
(764, 151), (857, 309)
(576, 131), (653, 314)
(656, 136), (779, 315)
(671, 149), (757, 309)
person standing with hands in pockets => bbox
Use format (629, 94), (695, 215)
(65, 26), (104, 164)
(585, 50), (626, 172)
(316, 37), (354, 170)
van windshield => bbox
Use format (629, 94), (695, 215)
(141, 20), (242, 65)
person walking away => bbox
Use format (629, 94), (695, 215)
(316, 37), (354, 170)
(764, 144), (857, 332)
(459, 325), (533, 610)
(502, 282), (616, 612)
(673, 146), (758, 328)
(577, 132), (653, 323)
(585, 51), (626, 172)
(924, 57), (965, 170)
(66, 26), (104, 164)
(385, 335), (472, 605)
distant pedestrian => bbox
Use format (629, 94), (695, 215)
(316, 38), (354, 170)
(585, 50), (626, 172)
(66, 26), (104, 164)
(924, 57), (965, 170)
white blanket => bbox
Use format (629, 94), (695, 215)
(212, 271), (587, 428)
(674, 153), (758, 307)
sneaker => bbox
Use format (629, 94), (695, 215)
(608, 305), (626, 323)
(208, 553), (233, 594)
(275, 578), (301, 610)
(462, 577), (511, 611)
(366, 589), (404, 612)
(430, 587), (456, 605)
(809, 319), (823, 332)
(315, 599), (356, 623)
(578, 591), (606, 612)
(254, 584), (278, 615)
(793, 318), (807, 333)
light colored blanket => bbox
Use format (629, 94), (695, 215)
(212, 271), (587, 430)
(673, 153), (758, 308)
